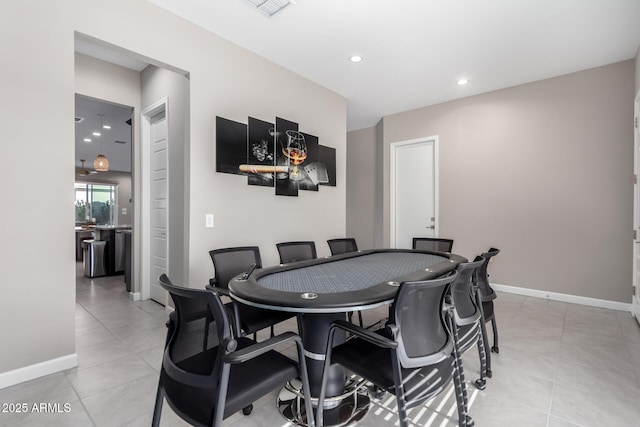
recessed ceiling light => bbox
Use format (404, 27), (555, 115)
(349, 55), (363, 63)
(457, 79), (469, 86)
(83, 138), (92, 142)
(92, 131), (101, 136)
(102, 125), (111, 129)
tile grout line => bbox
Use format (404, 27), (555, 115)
(544, 300), (566, 427)
(62, 368), (98, 427)
(620, 314), (640, 388)
(74, 268), (168, 424)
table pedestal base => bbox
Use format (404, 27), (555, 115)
(277, 379), (370, 427)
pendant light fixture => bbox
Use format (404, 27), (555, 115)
(93, 114), (109, 172)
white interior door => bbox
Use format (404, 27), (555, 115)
(391, 137), (438, 249)
(149, 108), (168, 305)
(633, 94), (640, 324)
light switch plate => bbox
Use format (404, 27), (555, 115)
(205, 214), (214, 228)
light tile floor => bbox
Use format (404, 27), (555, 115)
(1, 265), (639, 426)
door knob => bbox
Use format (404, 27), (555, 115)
(425, 225), (435, 229)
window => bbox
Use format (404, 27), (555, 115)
(75, 182), (117, 225)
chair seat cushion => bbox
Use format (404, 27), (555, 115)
(162, 337), (299, 425)
(456, 322), (480, 354)
(332, 331), (455, 406)
(225, 340), (299, 417)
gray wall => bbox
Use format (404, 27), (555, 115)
(345, 127), (376, 249)
(0, 0), (345, 381)
(348, 60), (634, 303)
(374, 120), (385, 249)
(0, 3), (76, 376)
(141, 65), (190, 287)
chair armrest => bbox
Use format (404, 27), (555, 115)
(205, 283), (230, 297)
(223, 331), (301, 364)
(330, 320), (397, 349)
(480, 291), (497, 302)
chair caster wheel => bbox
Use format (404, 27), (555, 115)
(242, 404), (253, 415)
(466, 415), (475, 427)
(474, 378), (486, 390)
(486, 369), (492, 378)
(491, 346), (499, 353)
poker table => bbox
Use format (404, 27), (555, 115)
(228, 248), (465, 425)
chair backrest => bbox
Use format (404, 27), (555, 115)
(158, 274), (231, 424)
(389, 272), (458, 369)
(476, 248), (500, 299)
(327, 238), (358, 255)
(209, 246), (262, 290)
(449, 258), (484, 326)
(412, 237), (454, 253)
(276, 241), (317, 264)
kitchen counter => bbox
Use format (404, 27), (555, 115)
(95, 225), (132, 230)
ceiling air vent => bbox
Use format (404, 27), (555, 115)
(245, 0), (293, 17)
(75, 116), (84, 123)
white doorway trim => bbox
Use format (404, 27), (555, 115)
(389, 136), (439, 248)
(140, 97), (168, 302)
(633, 90), (640, 324)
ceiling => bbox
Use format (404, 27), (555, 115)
(146, 0), (640, 131)
(75, 95), (133, 173)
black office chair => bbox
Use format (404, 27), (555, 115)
(208, 246), (295, 338)
(450, 257), (489, 391)
(327, 238), (358, 255)
(152, 274), (315, 427)
(276, 241), (317, 264)
(412, 237), (454, 252)
(476, 248), (500, 355)
(326, 238), (365, 326)
(316, 272), (473, 427)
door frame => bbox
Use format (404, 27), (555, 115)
(140, 97), (169, 302)
(633, 91), (640, 323)
(389, 136), (439, 248)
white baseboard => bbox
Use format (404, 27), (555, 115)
(491, 283), (631, 312)
(129, 292), (141, 301)
(0, 354), (78, 390)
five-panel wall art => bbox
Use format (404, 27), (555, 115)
(216, 116), (336, 197)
